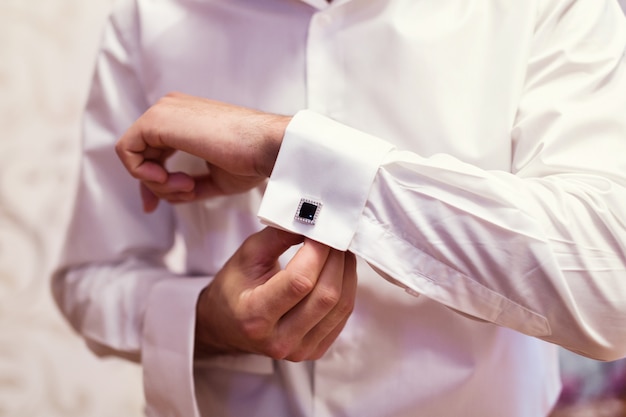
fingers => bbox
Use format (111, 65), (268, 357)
(246, 238), (357, 361)
(194, 166), (266, 197)
(239, 227), (306, 273)
(278, 248), (346, 338)
(251, 238), (331, 320)
(138, 166), (267, 213)
(238, 238), (337, 360)
(140, 183), (160, 213)
(138, 172), (196, 212)
(195, 227), (307, 357)
(116, 123), (170, 184)
(196, 226), (357, 361)
(117, 114), (194, 208)
(117, 95), (281, 209)
(117, 122), (186, 212)
(305, 251), (357, 359)
(283, 251), (357, 361)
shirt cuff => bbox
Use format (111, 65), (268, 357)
(142, 276), (210, 417)
(258, 110), (395, 250)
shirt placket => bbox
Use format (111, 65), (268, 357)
(304, 7), (355, 417)
(306, 9), (345, 120)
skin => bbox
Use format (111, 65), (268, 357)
(196, 227), (357, 361)
(116, 92), (357, 361)
(116, 92), (291, 212)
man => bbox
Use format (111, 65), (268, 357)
(53, 0), (626, 416)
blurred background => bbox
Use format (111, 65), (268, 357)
(0, 1), (624, 416)
(0, 0), (143, 416)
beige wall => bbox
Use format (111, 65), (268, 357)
(0, 1), (624, 417)
(0, 1), (143, 416)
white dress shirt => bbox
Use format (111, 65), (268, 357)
(52, 0), (626, 416)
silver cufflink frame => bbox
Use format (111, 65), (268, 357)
(294, 198), (322, 225)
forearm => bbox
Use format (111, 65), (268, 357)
(115, 93), (291, 190)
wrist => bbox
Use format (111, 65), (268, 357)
(194, 284), (234, 359)
(258, 113), (291, 178)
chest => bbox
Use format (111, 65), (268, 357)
(139, 0), (535, 166)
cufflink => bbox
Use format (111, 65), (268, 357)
(295, 198), (322, 225)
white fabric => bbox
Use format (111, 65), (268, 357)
(52, 0), (626, 416)
(260, 110), (395, 249)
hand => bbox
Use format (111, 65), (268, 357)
(195, 227), (357, 362)
(115, 92), (291, 212)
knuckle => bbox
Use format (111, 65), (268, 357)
(288, 271), (315, 297)
(164, 91), (182, 99)
(315, 287), (341, 310)
(285, 350), (309, 363)
(264, 340), (293, 360)
(238, 236), (260, 260)
(335, 297), (355, 317)
(154, 92), (182, 111)
(240, 317), (271, 343)
(144, 101), (166, 121)
(309, 347), (328, 361)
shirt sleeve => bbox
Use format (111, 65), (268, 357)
(50, 4), (205, 416)
(259, 0), (626, 361)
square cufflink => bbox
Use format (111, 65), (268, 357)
(294, 198), (322, 225)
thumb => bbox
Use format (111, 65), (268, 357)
(251, 236), (331, 319)
(242, 227), (305, 264)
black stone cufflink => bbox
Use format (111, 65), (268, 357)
(295, 198), (322, 225)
